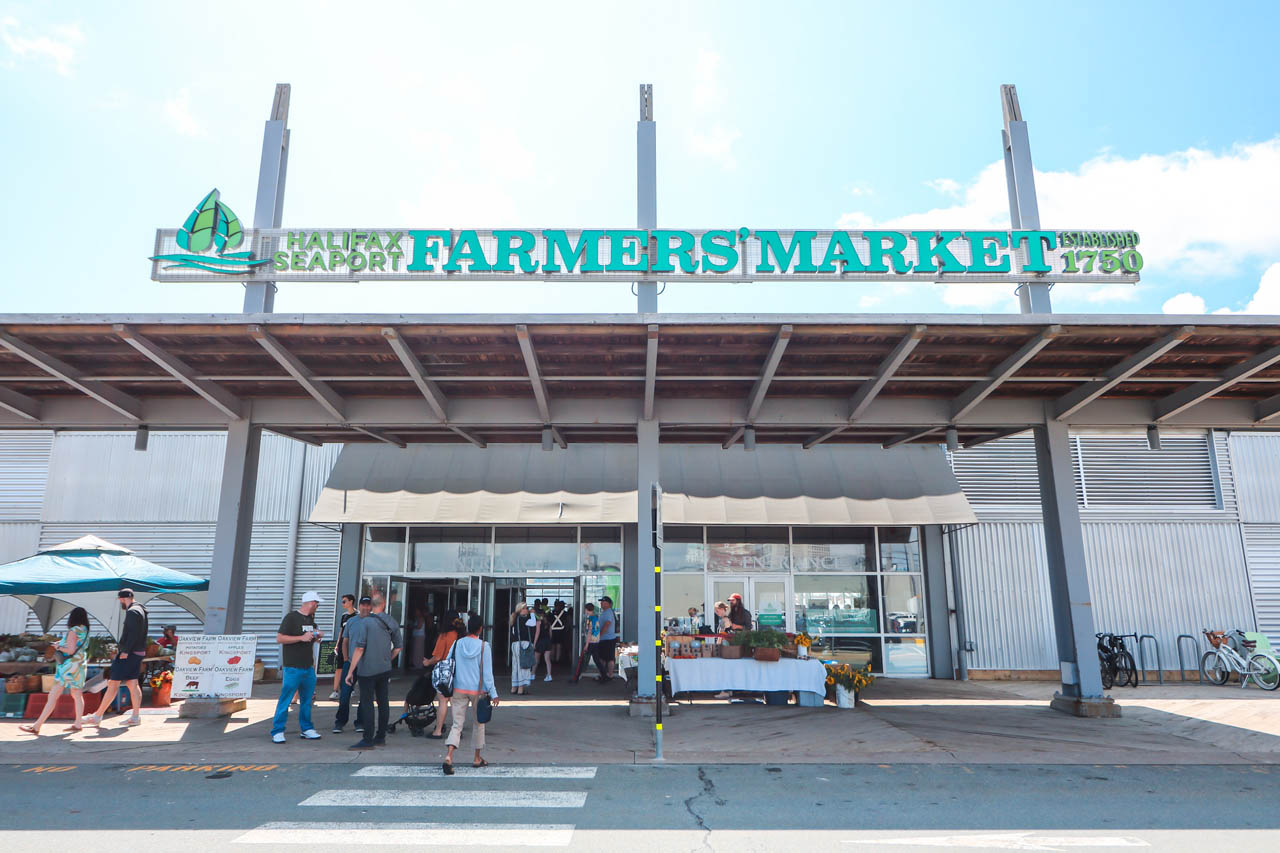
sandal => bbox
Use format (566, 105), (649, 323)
(442, 761), (454, 776)
(63, 724), (82, 733)
(473, 758), (489, 768)
(122, 716), (142, 727)
(17, 724), (39, 735)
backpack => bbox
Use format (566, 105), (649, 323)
(432, 637), (458, 698)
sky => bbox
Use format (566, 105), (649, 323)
(2, 0), (1280, 317)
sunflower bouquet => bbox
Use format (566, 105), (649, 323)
(148, 669), (174, 690)
(824, 662), (874, 692)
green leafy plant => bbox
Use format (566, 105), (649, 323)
(729, 628), (789, 649)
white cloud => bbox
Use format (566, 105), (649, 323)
(1240, 262), (1280, 314)
(925, 178), (961, 195)
(689, 125), (742, 169)
(692, 49), (722, 109)
(1162, 292), (1206, 314)
(0, 17), (84, 77)
(849, 185), (873, 197)
(163, 88), (203, 137)
(686, 48), (741, 170)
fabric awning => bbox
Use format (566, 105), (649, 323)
(309, 443), (975, 526)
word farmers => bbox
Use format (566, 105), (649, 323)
(274, 231), (407, 273)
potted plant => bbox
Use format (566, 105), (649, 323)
(149, 669), (174, 707)
(824, 662), (874, 708)
(722, 630), (749, 659)
(744, 628), (789, 662)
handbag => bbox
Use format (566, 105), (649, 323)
(53, 631), (88, 666)
(518, 641), (535, 670)
(476, 644), (493, 724)
(432, 636), (458, 698)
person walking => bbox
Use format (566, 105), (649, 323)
(442, 614), (499, 775)
(346, 595), (403, 750)
(570, 602), (599, 683)
(533, 605), (555, 682)
(19, 607), (91, 735)
(423, 610), (461, 739)
(329, 593), (357, 701)
(270, 591), (325, 743)
(331, 594), (361, 734)
(409, 605), (429, 672)
(549, 600), (569, 666)
(83, 589), (147, 728)
(592, 596), (618, 683)
(509, 602), (536, 695)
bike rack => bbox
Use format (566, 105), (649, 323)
(1136, 634), (1163, 684)
(1176, 634), (1202, 682)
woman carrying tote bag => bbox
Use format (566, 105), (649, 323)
(443, 614), (499, 775)
(508, 602), (536, 695)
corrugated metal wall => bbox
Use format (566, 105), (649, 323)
(1241, 526), (1280, 647)
(0, 431), (52, 521)
(1232, 433), (1280, 647)
(0, 522), (41, 632)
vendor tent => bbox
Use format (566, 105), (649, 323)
(0, 535), (209, 638)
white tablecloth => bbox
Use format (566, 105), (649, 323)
(667, 658), (827, 695)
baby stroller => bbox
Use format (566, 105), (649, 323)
(387, 672), (438, 736)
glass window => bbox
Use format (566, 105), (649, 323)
(879, 526), (922, 572)
(582, 573), (622, 634)
(663, 575), (705, 633)
(881, 575), (924, 634)
(816, 636), (882, 673)
(660, 526), (705, 573)
(360, 575), (389, 608)
(494, 527), (578, 574)
(793, 575), (879, 635)
(363, 527), (406, 573)
(884, 637), (929, 675)
(791, 527), (874, 572)
(581, 527), (622, 573)
(706, 526), (788, 573)
(409, 526), (491, 573)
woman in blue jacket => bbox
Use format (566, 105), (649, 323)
(443, 614), (499, 775)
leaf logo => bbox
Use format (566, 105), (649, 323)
(151, 188), (269, 275)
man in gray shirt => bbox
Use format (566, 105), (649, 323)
(344, 594), (402, 749)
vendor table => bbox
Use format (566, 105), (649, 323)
(667, 657), (827, 696)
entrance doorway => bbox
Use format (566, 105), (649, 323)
(709, 576), (792, 631)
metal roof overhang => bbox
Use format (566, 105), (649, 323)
(309, 442), (977, 526)
(5, 313), (1280, 447)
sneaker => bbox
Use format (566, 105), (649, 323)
(332, 726), (343, 734)
(372, 736), (386, 746)
(272, 732), (286, 744)
(121, 716), (142, 727)
(714, 691), (732, 699)
(349, 740), (375, 750)
(544, 675), (553, 682)
(327, 690), (339, 701)
(300, 729), (322, 740)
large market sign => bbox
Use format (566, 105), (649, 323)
(150, 190), (1141, 284)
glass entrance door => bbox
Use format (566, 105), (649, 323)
(751, 577), (789, 631)
(709, 577), (745, 630)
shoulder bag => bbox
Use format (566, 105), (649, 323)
(518, 638), (536, 670)
(432, 635), (458, 697)
(53, 630), (88, 665)
(476, 643), (493, 724)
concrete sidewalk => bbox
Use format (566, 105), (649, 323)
(2, 675), (1278, 766)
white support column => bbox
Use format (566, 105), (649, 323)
(636, 84), (657, 314)
(1034, 413), (1118, 717)
(635, 418), (659, 698)
(243, 84), (291, 314)
(1001, 85), (1051, 315)
(206, 418), (262, 634)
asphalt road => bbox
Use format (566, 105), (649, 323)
(1, 762), (1278, 851)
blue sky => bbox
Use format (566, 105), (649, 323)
(3, 0), (1279, 317)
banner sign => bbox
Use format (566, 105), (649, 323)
(150, 190), (1142, 285)
(173, 634), (258, 699)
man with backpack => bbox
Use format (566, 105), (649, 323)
(345, 594), (402, 750)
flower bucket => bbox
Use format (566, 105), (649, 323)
(753, 647), (781, 662)
(151, 681), (172, 707)
(835, 685), (856, 708)
(797, 645), (809, 660)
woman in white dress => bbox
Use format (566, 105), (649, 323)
(508, 602), (536, 695)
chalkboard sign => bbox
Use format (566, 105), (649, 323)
(316, 639), (338, 676)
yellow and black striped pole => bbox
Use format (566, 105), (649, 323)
(652, 485), (664, 761)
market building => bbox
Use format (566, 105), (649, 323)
(2, 83), (1280, 716)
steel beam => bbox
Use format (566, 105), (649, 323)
(382, 327), (449, 421)
(963, 427), (1031, 449)
(0, 331), (142, 420)
(114, 325), (243, 420)
(243, 83), (291, 314)
(1156, 343), (1280, 422)
(745, 325), (792, 423)
(515, 324), (552, 424)
(1001, 84), (1052, 314)
(550, 425), (567, 449)
(206, 420), (261, 634)
(0, 385), (40, 421)
(1054, 326), (1194, 420)
(636, 84), (657, 313)
(265, 426), (322, 447)
(643, 324), (659, 420)
(635, 418), (659, 697)
(248, 325), (345, 420)
(883, 426), (942, 449)
(803, 424), (847, 449)
(849, 325), (925, 421)
(722, 425), (746, 449)
(349, 425), (406, 448)
(448, 425), (488, 448)
(952, 325), (1062, 421)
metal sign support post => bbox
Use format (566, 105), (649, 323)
(1001, 84), (1051, 315)
(652, 483), (664, 760)
(243, 84), (292, 313)
(636, 84), (658, 313)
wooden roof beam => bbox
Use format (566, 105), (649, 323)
(515, 324), (552, 424)
(382, 327), (449, 421)
(848, 325), (926, 422)
(114, 324), (243, 420)
(0, 384), (41, 421)
(951, 325), (1062, 421)
(1053, 326), (1193, 420)
(744, 324), (793, 422)
(248, 325), (345, 420)
(0, 331), (141, 420)
(1157, 343), (1280, 422)
(643, 324), (659, 421)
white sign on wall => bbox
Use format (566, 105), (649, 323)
(174, 634), (258, 699)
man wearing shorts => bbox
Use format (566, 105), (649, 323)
(84, 588), (147, 727)
(593, 596), (618, 683)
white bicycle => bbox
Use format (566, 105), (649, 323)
(1200, 629), (1280, 691)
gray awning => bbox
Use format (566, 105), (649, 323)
(309, 443), (976, 526)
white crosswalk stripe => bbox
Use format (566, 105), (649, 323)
(299, 789), (588, 808)
(354, 765), (598, 779)
(233, 821), (575, 846)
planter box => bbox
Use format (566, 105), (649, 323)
(720, 644), (746, 660)
(753, 647), (781, 662)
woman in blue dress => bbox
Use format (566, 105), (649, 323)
(19, 607), (91, 735)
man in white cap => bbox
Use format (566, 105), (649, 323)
(271, 590), (325, 743)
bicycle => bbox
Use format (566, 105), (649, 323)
(1096, 633), (1137, 689)
(1200, 629), (1280, 691)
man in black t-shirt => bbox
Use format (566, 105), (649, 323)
(271, 591), (325, 744)
(84, 588), (148, 727)
(329, 594), (357, 701)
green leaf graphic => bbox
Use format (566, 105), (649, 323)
(177, 189), (223, 254)
(213, 201), (243, 253)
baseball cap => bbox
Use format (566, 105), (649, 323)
(358, 595), (373, 605)
(118, 588), (134, 599)
(300, 591), (323, 604)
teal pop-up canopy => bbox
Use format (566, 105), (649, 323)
(0, 535), (209, 639)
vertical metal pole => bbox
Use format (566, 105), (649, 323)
(206, 418), (262, 635)
(652, 486), (664, 760)
(946, 526), (970, 681)
(1001, 84), (1052, 315)
(278, 440), (307, 619)
(243, 83), (292, 314)
(636, 84), (658, 313)
(334, 523), (362, 636)
(636, 419), (659, 697)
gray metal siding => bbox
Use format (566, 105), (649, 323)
(1242, 525), (1280, 648)
(0, 522), (41, 632)
(1076, 435), (1217, 508)
(1230, 434), (1280, 523)
(1214, 431), (1238, 517)
(0, 431), (52, 521)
